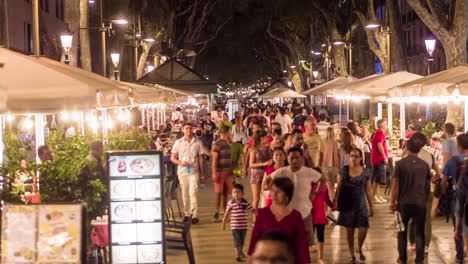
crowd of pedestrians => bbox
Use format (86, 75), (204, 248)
(167, 101), (468, 264)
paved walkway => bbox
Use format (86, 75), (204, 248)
(166, 181), (458, 264)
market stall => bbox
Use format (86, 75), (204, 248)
(388, 65), (468, 134)
(345, 71), (423, 136)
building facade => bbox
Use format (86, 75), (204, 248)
(0, 0), (80, 65)
(398, 0), (445, 76)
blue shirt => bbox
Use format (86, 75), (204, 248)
(443, 154), (468, 182)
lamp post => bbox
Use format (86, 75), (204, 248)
(424, 38), (436, 75)
(84, 0), (128, 77)
(60, 34), (73, 65)
(111, 53), (120, 80)
(365, 20), (391, 73)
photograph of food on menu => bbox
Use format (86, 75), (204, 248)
(135, 179), (161, 199)
(137, 244), (163, 263)
(112, 245), (137, 264)
(111, 224), (137, 243)
(111, 202), (136, 222)
(111, 180), (136, 199)
(109, 154), (160, 177)
(1, 206), (37, 263)
(137, 222), (162, 242)
(136, 201), (161, 221)
(37, 205), (81, 263)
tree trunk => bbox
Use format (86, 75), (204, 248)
(291, 71), (302, 93)
(79, 0), (91, 71)
(444, 37), (466, 127)
(387, 0), (407, 71)
(136, 41), (153, 79)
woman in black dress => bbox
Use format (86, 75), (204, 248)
(334, 147), (374, 263)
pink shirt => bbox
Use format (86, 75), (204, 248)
(371, 129), (388, 165)
(311, 184), (333, 225)
(248, 207), (310, 264)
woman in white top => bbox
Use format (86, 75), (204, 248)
(347, 121), (365, 151)
(274, 107), (292, 135)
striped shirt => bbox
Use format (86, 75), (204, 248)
(227, 198), (251, 230)
(212, 139), (232, 171)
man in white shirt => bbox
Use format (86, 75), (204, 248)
(266, 146), (326, 245)
(171, 107), (184, 122)
(316, 113), (331, 138)
(275, 107), (292, 135)
(171, 123), (205, 224)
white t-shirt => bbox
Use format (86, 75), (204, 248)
(171, 111), (184, 122)
(275, 114), (292, 135)
(270, 166), (322, 218)
(317, 121), (330, 138)
(353, 135), (365, 151)
(442, 137), (458, 157)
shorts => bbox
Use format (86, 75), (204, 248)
(232, 229), (247, 247)
(214, 171), (233, 195)
(322, 167), (338, 184)
(250, 169), (264, 185)
(372, 162), (387, 185)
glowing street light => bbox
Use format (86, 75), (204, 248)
(111, 53), (120, 80)
(365, 19), (381, 29)
(425, 39), (436, 60)
(60, 34), (73, 65)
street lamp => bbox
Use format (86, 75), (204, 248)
(425, 38), (437, 75)
(365, 19), (381, 29)
(83, 0), (128, 77)
(60, 34), (73, 65)
(111, 53), (120, 80)
(365, 20), (392, 73)
(312, 71), (319, 80)
(146, 64), (155, 73)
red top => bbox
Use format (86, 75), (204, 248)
(405, 130), (415, 139)
(248, 207), (310, 264)
(263, 165), (278, 207)
(371, 129), (388, 165)
(311, 184), (333, 225)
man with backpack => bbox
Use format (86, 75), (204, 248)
(390, 134), (431, 264)
(442, 133), (468, 263)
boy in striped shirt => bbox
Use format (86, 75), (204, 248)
(222, 183), (254, 262)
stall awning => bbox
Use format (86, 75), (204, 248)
(123, 82), (190, 104)
(388, 65), (468, 98)
(302, 76), (358, 96)
(347, 71), (423, 97)
(261, 88), (306, 99)
(0, 48), (131, 113)
(136, 58), (218, 94)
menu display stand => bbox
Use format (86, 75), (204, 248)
(107, 151), (165, 264)
(1, 203), (86, 264)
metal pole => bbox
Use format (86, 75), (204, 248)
(387, 103), (393, 137)
(386, 29), (391, 73)
(100, 0), (106, 77)
(348, 44), (353, 76)
(400, 102), (406, 139)
(326, 48), (330, 81)
(32, 0), (40, 55)
(134, 45), (138, 80)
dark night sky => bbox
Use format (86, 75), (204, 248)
(195, 1), (285, 85)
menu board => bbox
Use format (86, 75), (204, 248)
(107, 151), (165, 264)
(1, 204), (84, 264)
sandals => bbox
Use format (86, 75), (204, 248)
(359, 253), (366, 261)
(350, 256), (356, 263)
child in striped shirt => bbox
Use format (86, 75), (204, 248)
(222, 183), (254, 262)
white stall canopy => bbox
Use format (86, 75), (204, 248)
(0, 48), (131, 113)
(261, 88), (306, 99)
(303, 76), (358, 96)
(347, 71), (423, 99)
(388, 65), (468, 100)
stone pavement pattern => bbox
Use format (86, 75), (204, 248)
(166, 181), (458, 264)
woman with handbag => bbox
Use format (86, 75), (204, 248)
(334, 147), (374, 263)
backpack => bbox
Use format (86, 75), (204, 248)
(455, 156), (468, 225)
(438, 156), (468, 222)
